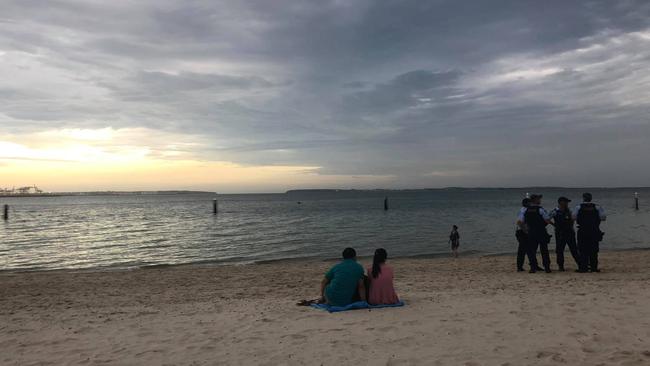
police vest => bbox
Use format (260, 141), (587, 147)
(577, 203), (601, 231)
(524, 206), (546, 232)
(554, 209), (573, 232)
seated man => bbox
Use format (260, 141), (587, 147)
(320, 248), (366, 306)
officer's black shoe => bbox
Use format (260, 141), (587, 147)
(545, 268), (552, 273)
(575, 269), (588, 273)
(529, 269), (537, 273)
(517, 268), (525, 272)
(590, 268), (601, 273)
(558, 267), (566, 272)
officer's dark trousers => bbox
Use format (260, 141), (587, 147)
(516, 230), (534, 270)
(528, 233), (551, 270)
(555, 230), (580, 269)
(578, 230), (599, 271)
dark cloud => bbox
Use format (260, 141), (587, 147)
(1, 0), (650, 187)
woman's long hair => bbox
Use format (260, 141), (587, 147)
(372, 248), (388, 279)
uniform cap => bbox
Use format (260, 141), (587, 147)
(558, 196), (571, 203)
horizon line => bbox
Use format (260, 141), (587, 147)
(9, 186), (648, 196)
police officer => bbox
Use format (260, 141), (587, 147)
(550, 197), (580, 271)
(515, 198), (541, 272)
(572, 192), (606, 272)
(517, 194), (552, 273)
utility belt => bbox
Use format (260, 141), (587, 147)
(577, 228), (605, 242)
(554, 228), (575, 235)
(529, 230), (552, 244)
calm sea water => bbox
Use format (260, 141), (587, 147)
(1, 188), (648, 271)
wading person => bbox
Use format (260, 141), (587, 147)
(550, 197), (580, 271)
(573, 193), (606, 273)
(320, 248), (366, 306)
(449, 225), (460, 258)
(518, 194), (552, 273)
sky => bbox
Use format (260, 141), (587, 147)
(1, 0), (650, 193)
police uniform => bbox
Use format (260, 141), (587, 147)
(550, 205), (580, 271)
(515, 201), (539, 271)
(517, 202), (551, 272)
(515, 216), (530, 271)
(572, 199), (606, 272)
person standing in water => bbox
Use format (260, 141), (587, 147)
(449, 225), (460, 258)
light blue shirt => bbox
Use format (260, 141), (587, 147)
(549, 207), (572, 219)
(517, 206), (550, 223)
(572, 203), (606, 221)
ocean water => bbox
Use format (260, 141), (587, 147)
(1, 188), (648, 271)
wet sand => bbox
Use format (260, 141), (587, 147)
(2, 250), (650, 365)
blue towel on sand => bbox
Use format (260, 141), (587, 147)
(311, 300), (405, 313)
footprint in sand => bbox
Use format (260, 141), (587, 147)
(568, 330), (587, 337)
(401, 320), (419, 326)
(608, 350), (634, 362)
(536, 350), (566, 362)
(324, 328), (345, 333)
(377, 326), (398, 332)
(281, 333), (307, 340)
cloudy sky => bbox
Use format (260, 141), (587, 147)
(1, 0), (650, 192)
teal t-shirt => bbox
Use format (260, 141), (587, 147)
(324, 259), (364, 306)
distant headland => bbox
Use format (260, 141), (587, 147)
(284, 187), (646, 194)
(0, 189), (216, 198)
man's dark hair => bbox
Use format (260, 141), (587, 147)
(342, 247), (356, 259)
(583, 192), (593, 202)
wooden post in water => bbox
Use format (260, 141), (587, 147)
(384, 196), (389, 211)
(635, 192), (639, 210)
(3, 204), (8, 220)
(213, 198), (218, 214)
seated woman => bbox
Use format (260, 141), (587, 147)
(366, 248), (399, 305)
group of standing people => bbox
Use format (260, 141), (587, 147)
(516, 192), (606, 273)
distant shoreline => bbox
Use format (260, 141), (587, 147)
(0, 190), (216, 198)
(1, 187), (647, 197)
(286, 187), (649, 194)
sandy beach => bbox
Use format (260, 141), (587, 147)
(2, 250), (650, 366)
